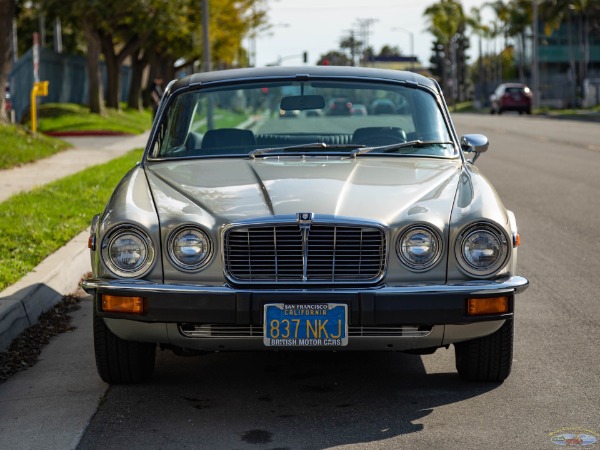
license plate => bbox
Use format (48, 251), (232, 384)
(263, 303), (348, 347)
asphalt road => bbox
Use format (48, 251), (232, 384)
(6, 113), (600, 449)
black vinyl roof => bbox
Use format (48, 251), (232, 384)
(168, 66), (439, 93)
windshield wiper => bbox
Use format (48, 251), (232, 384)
(249, 143), (364, 159)
(350, 140), (454, 158)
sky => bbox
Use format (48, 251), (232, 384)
(254, 0), (492, 67)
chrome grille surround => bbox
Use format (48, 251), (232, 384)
(222, 217), (388, 285)
(178, 324), (432, 339)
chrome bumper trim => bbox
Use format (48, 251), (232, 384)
(82, 275), (528, 296)
(178, 324), (432, 339)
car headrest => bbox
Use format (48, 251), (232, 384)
(351, 127), (407, 146)
(201, 128), (257, 151)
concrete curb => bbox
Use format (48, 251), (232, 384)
(0, 131), (150, 353)
(0, 230), (91, 352)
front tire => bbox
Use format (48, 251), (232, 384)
(93, 307), (156, 384)
(454, 319), (513, 382)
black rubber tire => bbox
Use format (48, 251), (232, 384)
(93, 308), (156, 384)
(454, 319), (513, 382)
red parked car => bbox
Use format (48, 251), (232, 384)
(490, 83), (532, 115)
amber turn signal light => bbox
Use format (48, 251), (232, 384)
(101, 295), (144, 314)
(467, 296), (509, 316)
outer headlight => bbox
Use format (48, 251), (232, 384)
(455, 223), (509, 276)
(397, 225), (442, 271)
(102, 226), (154, 277)
(168, 226), (212, 270)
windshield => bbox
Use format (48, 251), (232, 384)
(150, 79), (456, 159)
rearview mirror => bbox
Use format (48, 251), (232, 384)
(280, 95), (325, 111)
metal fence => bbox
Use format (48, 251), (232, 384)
(9, 47), (131, 123)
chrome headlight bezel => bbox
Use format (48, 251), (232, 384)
(167, 225), (213, 271)
(455, 222), (510, 277)
(396, 225), (443, 272)
(101, 225), (155, 278)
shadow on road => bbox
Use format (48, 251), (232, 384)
(79, 349), (500, 449)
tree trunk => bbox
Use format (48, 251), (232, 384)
(161, 56), (176, 82)
(0, 0), (16, 123)
(100, 33), (121, 110)
(127, 48), (147, 111)
(101, 32), (147, 110)
(82, 18), (104, 115)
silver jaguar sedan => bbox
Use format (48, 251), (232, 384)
(82, 66), (528, 384)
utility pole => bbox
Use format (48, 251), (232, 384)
(532, 0), (540, 109)
(202, 0), (212, 72)
(354, 18), (377, 66)
(392, 27), (415, 71)
(202, 0), (214, 129)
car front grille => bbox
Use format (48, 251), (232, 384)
(223, 223), (386, 284)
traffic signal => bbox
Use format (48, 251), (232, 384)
(303, 51), (308, 63)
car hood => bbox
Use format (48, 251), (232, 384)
(145, 157), (463, 226)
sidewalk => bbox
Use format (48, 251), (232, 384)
(0, 131), (150, 351)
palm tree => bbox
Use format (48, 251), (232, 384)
(467, 6), (492, 106)
(484, 1), (511, 84)
(506, 0), (533, 83)
(423, 0), (467, 103)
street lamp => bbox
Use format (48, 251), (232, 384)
(392, 27), (415, 71)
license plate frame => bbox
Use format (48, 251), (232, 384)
(263, 303), (348, 347)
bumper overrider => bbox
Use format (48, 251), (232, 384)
(81, 276), (528, 351)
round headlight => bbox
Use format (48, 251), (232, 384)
(102, 226), (154, 277)
(397, 226), (442, 271)
(456, 223), (509, 276)
(168, 226), (212, 270)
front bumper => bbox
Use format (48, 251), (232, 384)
(82, 276), (528, 351)
(82, 276), (528, 324)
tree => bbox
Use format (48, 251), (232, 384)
(40, 0), (269, 113)
(317, 51), (352, 66)
(377, 45), (403, 58)
(0, 0), (16, 123)
(339, 32), (363, 66)
(424, 0), (470, 103)
(506, 0), (532, 82)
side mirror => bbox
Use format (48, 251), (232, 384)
(461, 134), (489, 162)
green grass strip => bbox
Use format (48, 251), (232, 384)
(37, 103), (152, 135)
(0, 149), (143, 291)
(0, 124), (70, 170)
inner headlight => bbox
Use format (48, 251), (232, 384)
(397, 225), (442, 271)
(456, 223), (509, 276)
(168, 226), (212, 270)
(102, 226), (154, 277)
